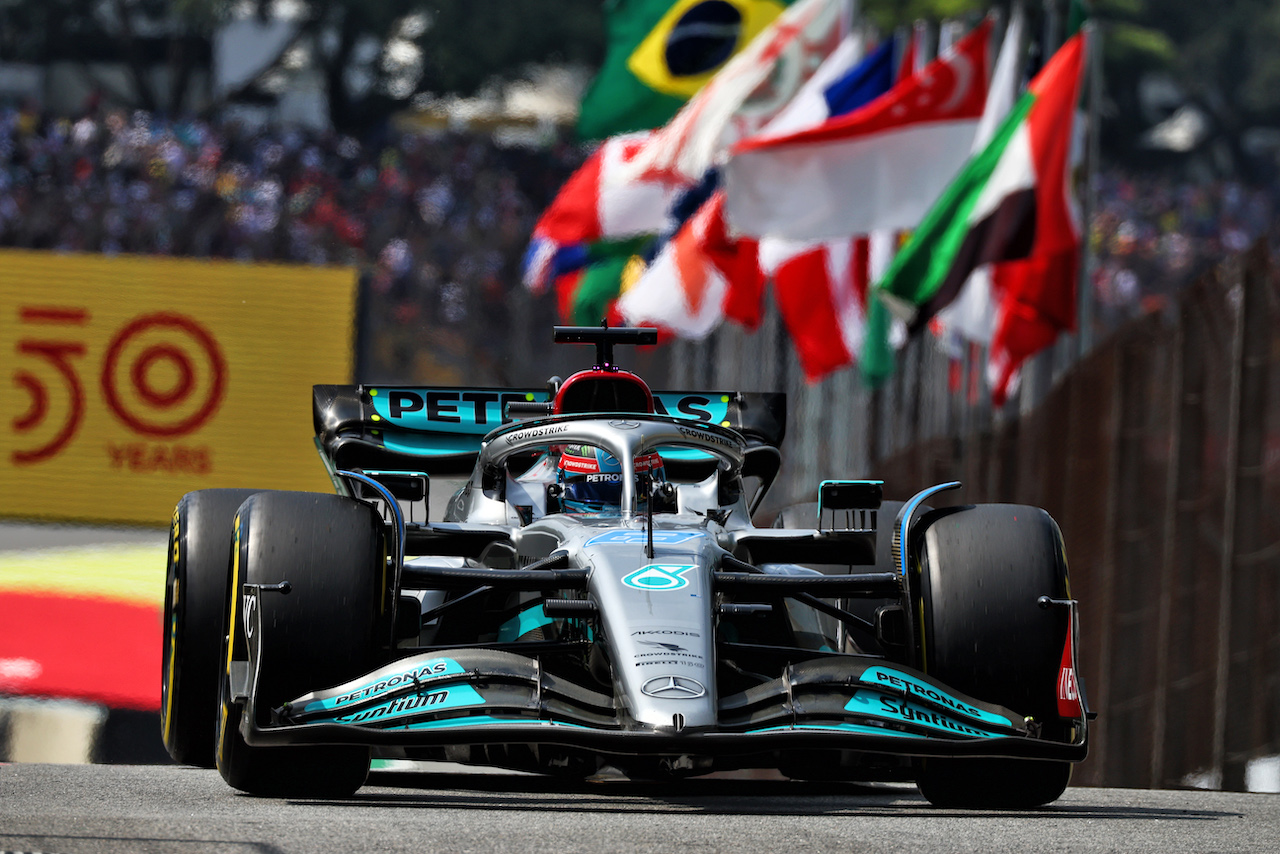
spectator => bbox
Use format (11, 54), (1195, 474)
(0, 105), (586, 383)
(5, 105), (1279, 376)
(1088, 168), (1277, 324)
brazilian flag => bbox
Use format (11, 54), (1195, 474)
(578, 0), (788, 141)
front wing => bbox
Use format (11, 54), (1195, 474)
(233, 592), (1087, 762)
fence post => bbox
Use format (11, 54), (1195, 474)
(868, 386), (883, 470)
(1215, 243), (1270, 791)
(1105, 319), (1164, 787)
(1152, 298), (1184, 788)
(1153, 277), (1212, 788)
(908, 338), (924, 450)
(353, 270), (372, 380)
(1089, 330), (1124, 784)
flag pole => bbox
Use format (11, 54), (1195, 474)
(1078, 21), (1101, 358)
(1019, 0), (1065, 415)
(1043, 0), (1061, 58)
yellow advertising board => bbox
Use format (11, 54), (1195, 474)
(0, 250), (357, 526)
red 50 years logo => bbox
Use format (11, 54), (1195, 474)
(12, 306), (226, 471)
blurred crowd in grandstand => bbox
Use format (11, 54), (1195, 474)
(0, 104), (579, 383)
(1089, 169), (1275, 329)
(2, 103), (1276, 381)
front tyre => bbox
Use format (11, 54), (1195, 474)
(161, 488), (263, 767)
(917, 756), (1072, 810)
(913, 503), (1073, 809)
(216, 491), (384, 797)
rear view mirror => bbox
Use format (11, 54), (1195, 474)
(817, 479), (882, 536)
(818, 480), (882, 511)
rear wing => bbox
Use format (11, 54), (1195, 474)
(313, 385), (786, 477)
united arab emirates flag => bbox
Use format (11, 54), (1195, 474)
(872, 30), (1088, 332)
(577, 0), (788, 141)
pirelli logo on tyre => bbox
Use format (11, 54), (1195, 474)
(0, 249), (357, 525)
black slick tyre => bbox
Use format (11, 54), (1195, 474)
(216, 491), (384, 798)
(913, 503), (1073, 809)
(161, 488), (262, 767)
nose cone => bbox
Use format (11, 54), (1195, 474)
(582, 525), (719, 731)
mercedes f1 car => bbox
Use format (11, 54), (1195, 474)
(161, 325), (1091, 807)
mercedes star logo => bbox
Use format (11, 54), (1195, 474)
(641, 675), (706, 699)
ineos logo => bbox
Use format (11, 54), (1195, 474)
(622, 564), (694, 591)
(1059, 667), (1079, 702)
(242, 593), (256, 640)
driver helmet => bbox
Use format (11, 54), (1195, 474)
(557, 445), (665, 514)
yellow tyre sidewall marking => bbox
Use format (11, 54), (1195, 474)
(161, 508), (180, 746)
(216, 512), (243, 767)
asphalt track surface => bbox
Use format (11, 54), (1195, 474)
(1, 763), (1276, 854)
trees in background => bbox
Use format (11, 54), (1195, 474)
(863, 1), (1280, 178)
(1095, 0), (1280, 179)
(5, 0), (1280, 177)
(3, 0), (602, 132)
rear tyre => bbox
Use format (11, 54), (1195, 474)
(161, 488), (262, 767)
(216, 491), (384, 797)
(913, 503), (1073, 809)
